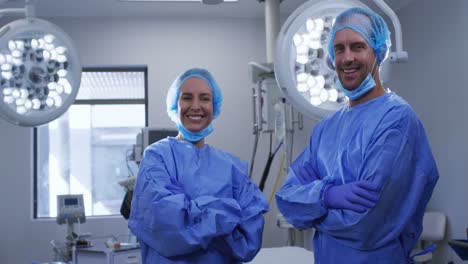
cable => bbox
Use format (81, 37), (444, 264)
(249, 132), (260, 177)
(259, 139), (283, 192)
(272, 139), (283, 156)
(269, 133), (273, 154)
(268, 151), (286, 206)
(125, 149), (135, 177)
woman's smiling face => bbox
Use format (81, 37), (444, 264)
(178, 77), (213, 132)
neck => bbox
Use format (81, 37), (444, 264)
(349, 67), (386, 107)
(176, 134), (205, 148)
(349, 83), (386, 107)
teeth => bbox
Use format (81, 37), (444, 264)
(188, 116), (202, 120)
(343, 69), (357, 73)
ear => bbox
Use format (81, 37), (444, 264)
(326, 56), (336, 70)
(376, 44), (389, 64)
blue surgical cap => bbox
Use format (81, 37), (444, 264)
(328, 7), (391, 65)
(166, 68), (223, 124)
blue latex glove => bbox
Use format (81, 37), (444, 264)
(324, 181), (380, 213)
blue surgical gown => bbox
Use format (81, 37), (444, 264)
(276, 92), (438, 264)
(129, 137), (268, 263)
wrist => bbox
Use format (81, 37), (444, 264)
(321, 184), (333, 209)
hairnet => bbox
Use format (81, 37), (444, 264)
(166, 68), (223, 124)
(327, 7), (391, 65)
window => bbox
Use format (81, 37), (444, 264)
(34, 67), (147, 218)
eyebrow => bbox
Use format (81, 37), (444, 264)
(180, 92), (212, 97)
(352, 41), (368, 46)
(334, 40), (368, 48)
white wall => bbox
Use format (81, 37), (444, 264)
(0, 16), (316, 263)
(392, 1), (468, 263)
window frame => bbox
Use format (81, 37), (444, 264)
(33, 65), (148, 219)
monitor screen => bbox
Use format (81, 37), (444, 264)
(143, 128), (178, 149)
(148, 130), (178, 145)
(64, 198), (78, 206)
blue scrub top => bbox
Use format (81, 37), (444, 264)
(276, 92), (439, 264)
(129, 137), (268, 264)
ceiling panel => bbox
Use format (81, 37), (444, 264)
(0, 0), (415, 19)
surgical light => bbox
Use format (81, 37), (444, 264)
(275, 0), (369, 120)
(0, 5), (81, 127)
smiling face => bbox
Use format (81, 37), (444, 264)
(333, 27), (377, 90)
(178, 77), (213, 132)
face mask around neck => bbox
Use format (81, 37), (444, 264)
(337, 58), (377, 100)
(176, 123), (213, 143)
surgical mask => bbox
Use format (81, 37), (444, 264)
(176, 122), (213, 143)
(337, 59), (377, 100)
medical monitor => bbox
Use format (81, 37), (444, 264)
(142, 127), (178, 150)
(133, 127), (178, 162)
(56, 194), (86, 225)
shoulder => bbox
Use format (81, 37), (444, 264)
(316, 103), (350, 130)
(368, 93), (426, 143)
(140, 137), (176, 166)
(380, 93), (421, 128)
(208, 145), (248, 172)
(144, 137), (173, 156)
(307, 108), (342, 140)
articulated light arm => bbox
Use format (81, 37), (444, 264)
(0, 0), (34, 19)
(373, 0), (408, 63)
(0, 8), (26, 18)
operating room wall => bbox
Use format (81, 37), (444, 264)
(0, 16), (316, 263)
(390, 1), (468, 263)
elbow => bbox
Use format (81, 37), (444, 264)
(237, 247), (261, 262)
(230, 222), (265, 262)
(231, 237), (263, 262)
(276, 200), (317, 230)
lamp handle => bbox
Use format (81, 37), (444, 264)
(373, 0), (408, 63)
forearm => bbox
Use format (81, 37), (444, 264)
(316, 137), (422, 249)
(276, 177), (331, 229)
(130, 189), (242, 257)
(212, 215), (265, 262)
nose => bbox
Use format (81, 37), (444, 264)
(342, 48), (355, 65)
(190, 99), (201, 111)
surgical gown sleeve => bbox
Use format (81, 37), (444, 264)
(210, 160), (269, 262)
(128, 145), (242, 258)
(275, 121), (332, 229)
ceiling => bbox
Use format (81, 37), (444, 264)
(0, 0), (415, 19)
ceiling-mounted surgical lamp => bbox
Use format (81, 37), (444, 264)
(275, 0), (407, 120)
(0, 0), (81, 127)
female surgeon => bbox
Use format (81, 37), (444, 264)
(129, 68), (269, 263)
